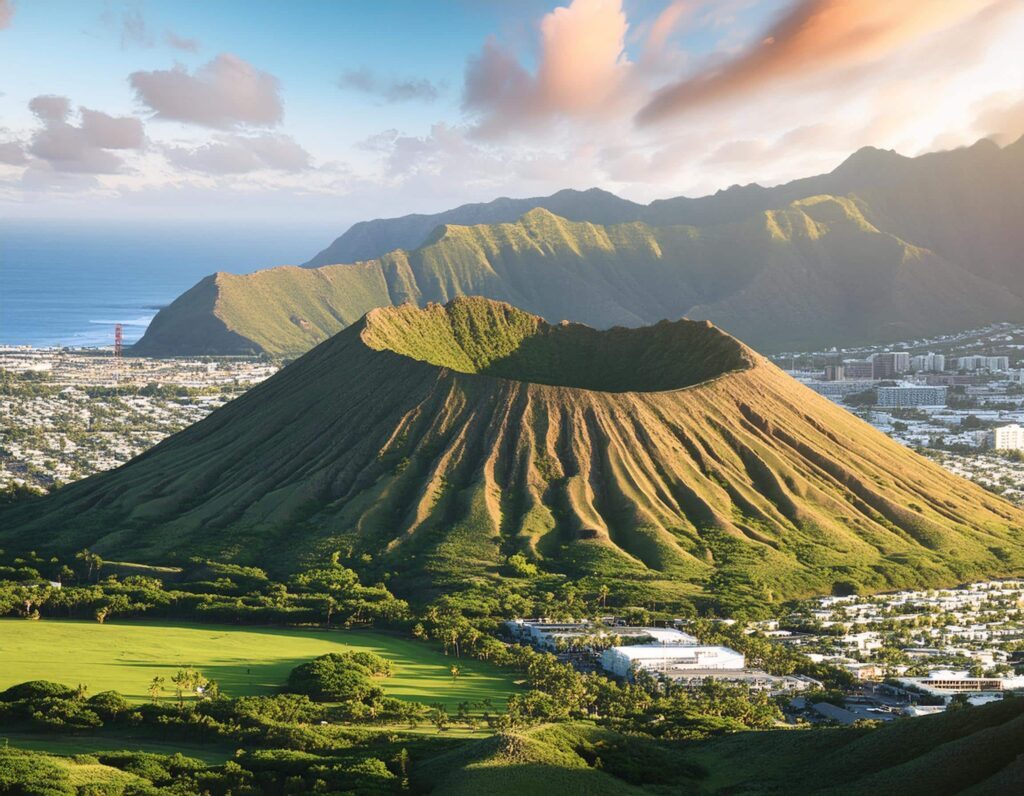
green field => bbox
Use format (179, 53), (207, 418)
(0, 619), (518, 710)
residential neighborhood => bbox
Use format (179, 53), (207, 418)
(778, 322), (1024, 504)
(0, 347), (276, 492)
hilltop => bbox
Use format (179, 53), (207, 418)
(414, 700), (1024, 794)
(133, 191), (1021, 357)
(9, 298), (1024, 611)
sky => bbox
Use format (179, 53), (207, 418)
(1, 0), (1023, 229)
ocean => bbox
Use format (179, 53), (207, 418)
(0, 219), (340, 348)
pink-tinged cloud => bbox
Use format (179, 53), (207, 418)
(27, 95), (144, 173)
(0, 0), (13, 30)
(646, 0), (691, 54)
(130, 53), (283, 129)
(637, 0), (1002, 125)
(463, 0), (630, 137)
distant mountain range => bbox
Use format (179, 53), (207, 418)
(134, 136), (1024, 356)
(13, 298), (1024, 609)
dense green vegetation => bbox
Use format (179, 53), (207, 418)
(0, 542), (1018, 793)
(3, 676), (1021, 793)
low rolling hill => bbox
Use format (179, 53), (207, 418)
(413, 699), (1024, 794)
(7, 298), (1024, 609)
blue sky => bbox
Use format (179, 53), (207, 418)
(1, 0), (1022, 228)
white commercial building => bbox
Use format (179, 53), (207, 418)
(876, 384), (947, 408)
(504, 619), (697, 651)
(803, 380), (876, 400)
(987, 424), (1024, 451)
(956, 356), (1010, 372)
(911, 353), (945, 373)
(601, 644), (745, 678)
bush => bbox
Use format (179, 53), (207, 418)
(286, 652), (393, 703)
(0, 680), (76, 702)
(87, 691), (131, 721)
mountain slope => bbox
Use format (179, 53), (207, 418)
(304, 187), (643, 268)
(414, 699), (1024, 794)
(134, 196), (1022, 357)
(11, 298), (1024, 608)
(307, 136), (1024, 289)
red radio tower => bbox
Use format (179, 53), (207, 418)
(114, 323), (124, 358)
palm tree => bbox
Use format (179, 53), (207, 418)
(598, 584), (610, 608)
(148, 676), (164, 703)
(450, 664), (462, 682)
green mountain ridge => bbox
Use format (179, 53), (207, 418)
(12, 298), (1024, 610)
(134, 193), (1023, 357)
(306, 135), (1024, 271)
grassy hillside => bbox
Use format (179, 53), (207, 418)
(134, 194), (1022, 357)
(10, 298), (1024, 612)
(304, 135), (1024, 299)
(413, 699), (1024, 794)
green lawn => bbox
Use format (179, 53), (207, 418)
(0, 619), (517, 710)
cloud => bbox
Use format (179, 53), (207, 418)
(969, 94), (1024, 146)
(165, 31), (200, 52)
(26, 95), (145, 173)
(164, 134), (311, 174)
(637, 0), (1005, 125)
(130, 54), (283, 129)
(0, 140), (26, 165)
(644, 0), (691, 55)
(462, 0), (631, 137)
(0, 0), (13, 30)
(120, 8), (153, 48)
(338, 68), (440, 103)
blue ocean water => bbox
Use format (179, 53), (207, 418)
(1, 219), (340, 347)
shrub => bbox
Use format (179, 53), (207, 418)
(0, 681), (76, 702)
(286, 652), (393, 703)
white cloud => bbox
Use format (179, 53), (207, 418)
(165, 134), (311, 174)
(130, 54), (283, 129)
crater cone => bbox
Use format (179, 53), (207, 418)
(3, 296), (1023, 611)
(359, 298), (753, 392)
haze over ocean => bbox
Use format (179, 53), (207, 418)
(1, 220), (337, 348)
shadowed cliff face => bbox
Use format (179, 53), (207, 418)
(6, 298), (1024, 609)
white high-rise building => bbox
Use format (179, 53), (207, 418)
(957, 356), (1010, 372)
(911, 353), (945, 373)
(988, 424), (1024, 450)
